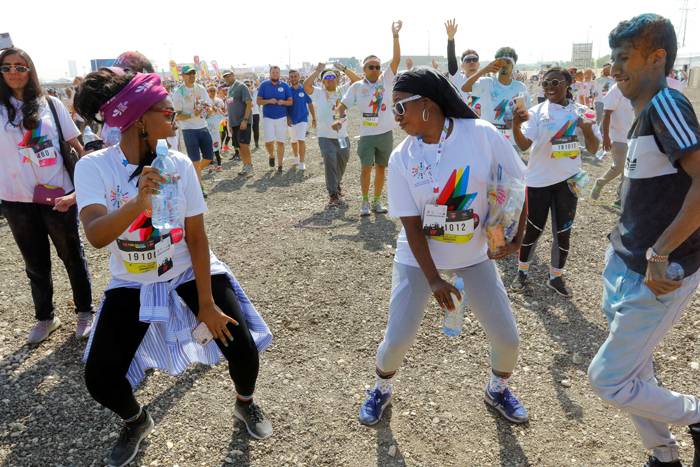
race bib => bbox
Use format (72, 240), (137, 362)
(362, 113), (379, 127)
(155, 236), (174, 276)
(435, 210), (475, 244)
(117, 238), (158, 274)
(551, 137), (581, 159)
(494, 123), (513, 142)
(422, 204), (447, 236)
(19, 142), (58, 167)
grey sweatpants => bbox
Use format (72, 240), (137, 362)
(376, 261), (520, 374)
(318, 137), (350, 197)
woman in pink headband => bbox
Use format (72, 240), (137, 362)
(73, 69), (273, 466)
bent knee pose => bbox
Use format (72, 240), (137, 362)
(588, 14), (700, 467)
(358, 67), (530, 427)
(73, 70), (273, 467)
(510, 66), (600, 298)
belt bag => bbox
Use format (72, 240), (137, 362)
(32, 184), (65, 206)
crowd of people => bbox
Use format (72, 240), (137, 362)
(1, 12), (700, 467)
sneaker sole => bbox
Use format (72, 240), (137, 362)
(28, 319), (61, 345)
(358, 398), (391, 426)
(108, 417), (154, 467)
(546, 280), (572, 298)
(483, 391), (529, 424)
(233, 409), (273, 440)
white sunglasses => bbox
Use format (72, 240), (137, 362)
(392, 95), (422, 116)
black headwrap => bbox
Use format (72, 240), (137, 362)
(393, 67), (478, 119)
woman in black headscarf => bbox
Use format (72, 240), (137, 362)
(357, 67), (531, 427)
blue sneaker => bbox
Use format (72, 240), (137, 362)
(484, 385), (529, 424)
(358, 388), (392, 426)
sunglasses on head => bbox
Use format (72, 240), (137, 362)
(462, 55), (479, 64)
(365, 65), (381, 71)
(541, 79), (565, 88)
(392, 94), (422, 116)
(150, 108), (177, 124)
(0, 64), (30, 73)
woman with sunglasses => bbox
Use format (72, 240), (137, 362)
(510, 67), (599, 298)
(0, 47), (94, 344)
(444, 18), (480, 108)
(358, 67), (529, 427)
(73, 69), (273, 466)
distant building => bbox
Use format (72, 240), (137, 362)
(571, 43), (593, 69)
(67, 60), (78, 78)
(90, 58), (116, 72)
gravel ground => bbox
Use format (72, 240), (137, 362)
(1, 112), (700, 467)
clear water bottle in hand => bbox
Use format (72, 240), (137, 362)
(151, 139), (180, 230)
(443, 276), (466, 337)
(338, 131), (348, 149)
(666, 262), (685, 281)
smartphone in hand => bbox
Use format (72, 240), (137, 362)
(192, 321), (214, 345)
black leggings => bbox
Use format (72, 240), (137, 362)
(221, 126), (231, 147)
(84, 274), (259, 420)
(519, 180), (578, 269)
(252, 114), (260, 147)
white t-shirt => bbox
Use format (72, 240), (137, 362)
(310, 84), (349, 139)
(341, 67), (396, 137)
(251, 89), (260, 115)
(593, 76), (614, 103)
(521, 100), (589, 187)
(75, 145), (209, 284)
(667, 76), (687, 93)
(172, 83), (211, 130)
(471, 77), (528, 141)
(448, 71), (477, 106)
(572, 81), (592, 105)
(388, 118), (526, 270)
(602, 84), (635, 144)
(0, 96), (78, 202)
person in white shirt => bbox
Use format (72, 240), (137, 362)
(462, 47), (529, 147)
(336, 20), (403, 216)
(357, 67), (529, 427)
(590, 83), (635, 206)
(304, 62), (361, 206)
(206, 84), (225, 171)
(172, 65), (214, 191)
(0, 47), (94, 344)
(593, 64), (614, 124)
(73, 69), (273, 466)
(511, 67), (600, 297)
(444, 18), (480, 107)
(246, 80), (261, 149)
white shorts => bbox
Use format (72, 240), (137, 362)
(263, 117), (287, 143)
(288, 122), (308, 142)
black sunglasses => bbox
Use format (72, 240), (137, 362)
(542, 79), (565, 88)
(365, 65), (381, 71)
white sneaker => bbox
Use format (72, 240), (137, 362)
(27, 317), (61, 345)
(360, 201), (371, 217)
(75, 312), (93, 339)
(372, 201), (388, 214)
(298, 162), (306, 171)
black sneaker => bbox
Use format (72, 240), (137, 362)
(510, 271), (529, 291)
(643, 456), (682, 467)
(547, 276), (572, 298)
(234, 401), (273, 439)
(106, 408), (154, 467)
(689, 423), (700, 467)
(268, 158), (275, 168)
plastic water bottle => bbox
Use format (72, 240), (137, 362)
(666, 262), (685, 281)
(83, 126), (97, 144)
(151, 139), (180, 230)
(338, 132), (348, 149)
(442, 276), (466, 337)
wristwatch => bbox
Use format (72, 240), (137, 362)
(646, 247), (669, 263)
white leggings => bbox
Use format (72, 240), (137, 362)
(376, 260), (520, 374)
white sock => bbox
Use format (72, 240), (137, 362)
(549, 267), (563, 281)
(375, 374), (394, 394)
(488, 373), (509, 393)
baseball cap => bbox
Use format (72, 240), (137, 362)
(222, 70), (234, 77)
(181, 64), (196, 74)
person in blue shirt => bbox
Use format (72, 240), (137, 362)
(256, 66), (293, 171)
(287, 70), (316, 171)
